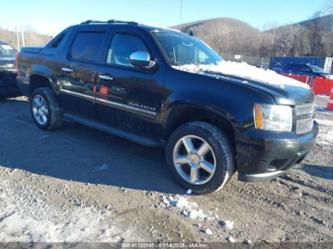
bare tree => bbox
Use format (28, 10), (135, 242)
(176, 13), (333, 59)
(0, 26), (51, 49)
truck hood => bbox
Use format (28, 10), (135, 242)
(173, 61), (313, 106)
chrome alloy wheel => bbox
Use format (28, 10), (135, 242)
(172, 135), (216, 185)
(32, 94), (49, 126)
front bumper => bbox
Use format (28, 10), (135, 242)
(237, 121), (319, 182)
(239, 170), (286, 182)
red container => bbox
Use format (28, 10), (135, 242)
(312, 77), (333, 96)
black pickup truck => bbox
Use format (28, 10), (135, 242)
(0, 41), (19, 98)
(17, 20), (318, 194)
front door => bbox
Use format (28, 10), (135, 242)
(95, 31), (166, 139)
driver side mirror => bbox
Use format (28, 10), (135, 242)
(129, 51), (156, 69)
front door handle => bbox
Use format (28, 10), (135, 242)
(99, 74), (115, 81)
(61, 67), (74, 73)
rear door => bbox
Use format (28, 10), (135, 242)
(57, 29), (107, 119)
(94, 29), (166, 139)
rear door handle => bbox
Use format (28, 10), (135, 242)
(99, 74), (114, 81)
(61, 67), (74, 73)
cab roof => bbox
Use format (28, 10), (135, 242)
(76, 19), (180, 33)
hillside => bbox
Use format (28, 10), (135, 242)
(274, 14), (333, 33)
(174, 15), (333, 58)
(0, 27), (52, 50)
(266, 14), (333, 57)
(173, 18), (264, 56)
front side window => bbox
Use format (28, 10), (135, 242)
(70, 32), (106, 63)
(106, 33), (149, 67)
(151, 30), (222, 66)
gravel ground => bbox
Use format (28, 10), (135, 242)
(0, 96), (332, 243)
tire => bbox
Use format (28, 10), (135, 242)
(166, 121), (235, 194)
(30, 87), (63, 130)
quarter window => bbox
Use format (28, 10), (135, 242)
(106, 34), (148, 67)
(70, 32), (106, 63)
(50, 33), (65, 48)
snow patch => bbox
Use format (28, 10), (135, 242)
(243, 239), (252, 245)
(227, 236), (236, 243)
(170, 196), (198, 210)
(188, 209), (206, 220)
(316, 128), (333, 147)
(0, 177), (123, 242)
(315, 116), (333, 149)
(173, 61), (310, 90)
(159, 195), (208, 221)
(315, 118), (333, 127)
(221, 220), (234, 230)
(203, 228), (213, 235)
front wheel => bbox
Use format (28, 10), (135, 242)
(166, 121), (235, 194)
(31, 87), (63, 130)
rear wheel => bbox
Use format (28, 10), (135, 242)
(166, 121), (235, 194)
(31, 87), (63, 130)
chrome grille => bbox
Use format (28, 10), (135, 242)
(295, 103), (314, 134)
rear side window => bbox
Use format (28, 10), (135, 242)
(70, 32), (106, 63)
(50, 33), (65, 48)
(106, 33), (148, 67)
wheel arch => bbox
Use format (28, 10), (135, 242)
(29, 73), (54, 93)
(164, 102), (237, 151)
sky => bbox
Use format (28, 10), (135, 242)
(0, 0), (330, 36)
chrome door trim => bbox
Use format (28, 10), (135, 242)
(59, 88), (157, 116)
(59, 88), (95, 102)
(96, 97), (157, 116)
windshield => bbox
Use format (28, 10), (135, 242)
(308, 64), (324, 73)
(0, 44), (17, 57)
(152, 30), (222, 66)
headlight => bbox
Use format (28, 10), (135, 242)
(254, 104), (293, 132)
